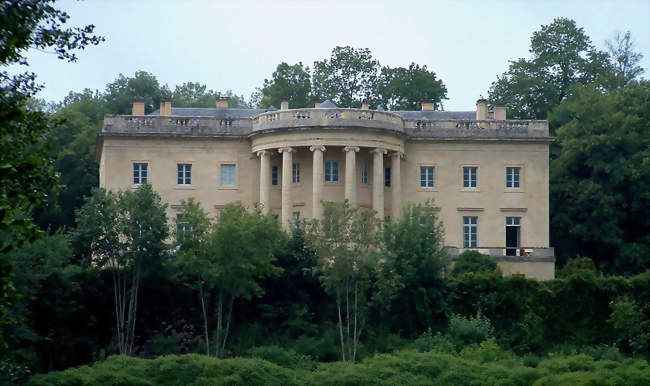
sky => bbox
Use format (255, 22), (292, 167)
(17, 0), (650, 111)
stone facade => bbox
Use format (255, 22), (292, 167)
(97, 98), (555, 279)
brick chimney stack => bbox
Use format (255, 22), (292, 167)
(132, 99), (145, 116)
(217, 96), (229, 108)
(476, 98), (488, 120)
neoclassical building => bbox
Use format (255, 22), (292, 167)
(97, 97), (555, 279)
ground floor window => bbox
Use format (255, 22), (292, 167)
(463, 216), (478, 248)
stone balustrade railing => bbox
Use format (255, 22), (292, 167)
(251, 108), (405, 133)
(102, 110), (550, 140)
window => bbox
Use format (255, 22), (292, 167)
(463, 216), (478, 248)
(292, 211), (300, 226)
(420, 166), (434, 188)
(463, 166), (477, 188)
(325, 161), (339, 182)
(506, 167), (520, 189)
(271, 165), (279, 186)
(176, 213), (192, 237)
(177, 164), (192, 185)
(506, 217), (521, 256)
(220, 164), (236, 186)
(133, 163), (148, 185)
(385, 167), (391, 187)
(361, 164), (368, 184)
(292, 163), (300, 184)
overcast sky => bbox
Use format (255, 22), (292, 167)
(18, 0), (650, 111)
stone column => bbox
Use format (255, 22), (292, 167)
(343, 146), (360, 206)
(391, 152), (403, 219)
(257, 150), (270, 213)
(310, 145), (326, 219)
(371, 148), (387, 218)
(278, 147), (294, 229)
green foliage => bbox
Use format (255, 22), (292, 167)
(379, 200), (448, 332)
(257, 62), (312, 109)
(549, 82), (650, 273)
(446, 312), (495, 350)
(559, 256), (599, 278)
(605, 31), (645, 89)
(451, 250), (499, 277)
(489, 18), (614, 119)
(245, 345), (316, 370)
(312, 46), (380, 107)
(29, 350), (650, 386)
(608, 296), (649, 355)
(377, 63), (448, 110)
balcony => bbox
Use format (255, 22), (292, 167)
(447, 247), (555, 261)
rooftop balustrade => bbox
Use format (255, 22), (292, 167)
(102, 109), (550, 140)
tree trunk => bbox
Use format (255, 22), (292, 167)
(353, 280), (358, 362)
(220, 295), (234, 357)
(337, 292), (346, 362)
(216, 290), (223, 358)
(199, 284), (209, 356)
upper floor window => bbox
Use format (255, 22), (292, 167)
(385, 167), (391, 187)
(420, 166), (434, 188)
(506, 167), (520, 189)
(177, 164), (192, 185)
(176, 213), (192, 238)
(361, 164), (368, 184)
(293, 163), (300, 184)
(463, 216), (478, 248)
(325, 161), (339, 182)
(271, 165), (279, 186)
(220, 164), (236, 187)
(133, 163), (148, 185)
(463, 166), (477, 188)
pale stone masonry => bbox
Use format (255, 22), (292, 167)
(97, 97), (555, 279)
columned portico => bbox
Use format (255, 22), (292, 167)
(278, 147), (295, 228)
(257, 150), (270, 213)
(343, 146), (360, 205)
(391, 152), (403, 219)
(371, 148), (387, 218)
(310, 145), (326, 219)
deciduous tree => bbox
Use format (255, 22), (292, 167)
(257, 62), (311, 109)
(378, 64), (447, 111)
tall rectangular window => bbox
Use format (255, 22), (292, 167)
(177, 164), (192, 185)
(420, 166), (434, 188)
(133, 163), (148, 185)
(463, 166), (477, 188)
(292, 163), (300, 184)
(506, 167), (520, 189)
(361, 164), (368, 184)
(385, 167), (391, 187)
(271, 165), (279, 186)
(220, 164), (236, 186)
(325, 161), (339, 182)
(176, 213), (192, 238)
(463, 216), (478, 248)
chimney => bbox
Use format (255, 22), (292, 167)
(132, 99), (145, 116)
(361, 101), (369, 110)
(280, 98), (289, 110)
(314, 102), (321, 108)
(217, 96), (229, 108)
(421, 100), (435, 111)
(476, 98), (488, 120)
(160, 99), (171, 116)
(494, 104), (506, 120)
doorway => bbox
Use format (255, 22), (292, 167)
(506, 217), (520, 256)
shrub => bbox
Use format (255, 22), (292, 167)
(415, 328), (454, 353)
(559, 256), (599, 278)
(447, 312), (494, 350)
(608, 296), (649, 354)
(451, 250), (499, 276)
(245, 345), (316, 371)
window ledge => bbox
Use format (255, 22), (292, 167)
(417, 188), (438, 192)
(460, 188), (481, 193)
(175, 186), (196, 190)
(218, 186), (238, 190)
(504, 189), (525, 193)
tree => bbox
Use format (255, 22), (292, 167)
(75, 185), (169, 355)
(0, 0), (102, 367)
(171, 82), (220, 108)
(489, 18), (612, 120)
(451, 250), (499, 277)
(605, 31), (645, 89)
(549, 82), (650, 274)
(104, 71), (168, 115)
(312, 46), (379, 108)
(377, 63), (448, 111)
(173, 199), (214, 355)
(379, 201), (448, 332)
(257, 62), (312, 109)
(307, 201), (379, 362)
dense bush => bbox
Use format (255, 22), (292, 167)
(245, 345), (316, 370)
(451, 250), (499, 276)
(29, 348), (650, 385)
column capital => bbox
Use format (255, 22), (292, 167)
(309, 145), (326, 153)
(343, 146), (360, 153)
(278, 147), (295, 154)
(370, 147), (387, 155)
(390, 151), (404, 159)
(256, 150), (270, 157)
